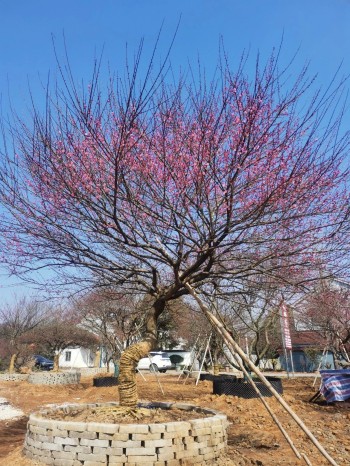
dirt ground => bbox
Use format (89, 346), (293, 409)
(0, 372), (349, 466)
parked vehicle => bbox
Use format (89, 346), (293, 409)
(34, 355), (54, 371)
(136, 352), (173, 373)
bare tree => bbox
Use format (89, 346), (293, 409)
(27, 309), (99, 371)
(298, 282), (350, 361)
(76, 290), (144, 370)
(1, 42), (350, 406)
(0, 297), (47, 372)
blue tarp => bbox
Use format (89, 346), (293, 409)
(319, 369), (350, 402)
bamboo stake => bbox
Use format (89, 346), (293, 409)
(227, 342), (304, 462)
(177, 334), (201, 381)
(183, 339), (207, 384)
(185, 283), (339, 466)
(148, 355), (164, 395)
(312, 346), (328, 387)
(301, 453), (313, 466)
(136, 369), (147, 381)
(196, 334), (212, 386)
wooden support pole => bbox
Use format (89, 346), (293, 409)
(227, 341), (305, 462)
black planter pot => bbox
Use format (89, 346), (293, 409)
(213, 376), (283, 398)
(93, 376), (119, 387)
(200, 373), (238, 382)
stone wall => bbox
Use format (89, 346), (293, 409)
(27, 371), (81, 385)
(0, 373), (29, 382)
(24, 401), (228, 465)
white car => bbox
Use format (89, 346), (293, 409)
(136, 352), (173, 373)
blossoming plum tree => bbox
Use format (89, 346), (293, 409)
(1, 46), (349, 406)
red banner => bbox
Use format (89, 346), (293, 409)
(281, 302), (292, 349)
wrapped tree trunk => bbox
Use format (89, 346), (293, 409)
(9, 353), (18, 373)
(118, 298), (164, 408)
(53, 353), (60, 372)
(94, 350), (101, 368)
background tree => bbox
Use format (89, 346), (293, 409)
(0, 297), (47, 372)
(1, 44), (350, 406)
(27, 310), (99, 370)
(299, 282), (350, 362)
(77, 290), (144, 371)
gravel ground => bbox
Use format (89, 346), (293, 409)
(0, 397), (23, 421)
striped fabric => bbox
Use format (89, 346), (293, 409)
(319, 369), (350, 402)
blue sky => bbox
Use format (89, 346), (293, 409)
(1, 0), (350, 303)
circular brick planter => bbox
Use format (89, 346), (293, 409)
(24, 401), (227, 465)
(27, 371), (81, 385)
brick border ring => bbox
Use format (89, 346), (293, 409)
(24, 401), (228, 465)
(27, 371), (81, 385)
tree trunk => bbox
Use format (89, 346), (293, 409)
(94, 350), (101, 368)
(118, 298), (164, 408)
(9, 353), (18, 373)
(53, 353), (60, 371)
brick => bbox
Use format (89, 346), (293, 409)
(82, 431), (98, 439)
(107, 432), (129, 441)
(25, 446), (48, 457)
(119, 423), (149, 434)
(211, 425), (225, 434)
(157, 450), (176, 461)
(199, 446), (215, 454)
(176, 429), (190, 437)
(166, 460), (182, 466)
(145, 438), (172, 448)
(25, 437), (42, 449)
(125, 447), (156, 456)
(84, 463), (107, 466)
(149, 423), (166, 433)
(78, 452), (107, 462)
(176, 448), (198, 459)
(98, 432), (114, 440)
(133, 432), (161, 440)
(64, 445), (91, 453)
(203, 451), (216, 461)
(195, 434), (211, 443)
(36, 434), (54, 443)
(108, 455), (128, 464)
(52, 460), (75, 466)
(171, 403), (194, 411)
(127, 455), (157, 462)
(93, 447), (123, 455)
(52, 450), (77, 459)
(111, 439), (141, 448)
(32, 455), (54, 465)
(191, 427), (212, 435)
(52, 429), (68, 436)
(60, 421), (87, 432)
(165, 421), (191, 432)
(54, 436), (79, 446)
(163, 431), (178, 439)
(42, 442), (63, 451)
(87, 422), (119, 434)
(191, 420), (212, 429)
(29, 425), (47, 435)
(80, 438), (109, 447)
(29, 416), (55, 429)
